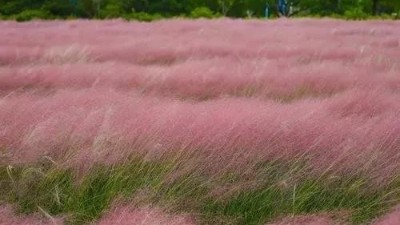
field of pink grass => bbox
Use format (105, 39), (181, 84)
(2, 204), (400, 225)
(0, 18), (400, 224)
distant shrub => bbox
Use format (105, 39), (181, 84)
(395, 11), (400, 20)
(41, 1), (75, 18)
(295, 10), (313, 17)
(189, 7), (216, 19)
(99, 4), (124, 19)
(329, 13), (343, 19)
(125, 12), (163, 22)
(66, 15), (78, 20)
(15, 9), (51, 22)
(344, 8), (368, 20)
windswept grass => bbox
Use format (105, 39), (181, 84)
(1, 155), (400, 224)
(1, 19), (400, 224)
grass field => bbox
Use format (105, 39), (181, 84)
(1, 18), (400, 225)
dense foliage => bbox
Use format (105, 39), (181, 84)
(0, 0), (399, 21)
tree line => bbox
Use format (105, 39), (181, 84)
(0, 0), (399, 21)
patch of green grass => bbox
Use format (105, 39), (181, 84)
(0, 159), (170, 224)
(1, 158), (400, 225)
(202, 176), (398, 225)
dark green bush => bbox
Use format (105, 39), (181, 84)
(41, 0), (75, 18)
(329, 13), (343, 19)
(378, 13), (395, 20)
(344, 7), (369, 20)
(99, 4), (124, 19)
(0, 0), (398, 22)
(125, 12), (163, 22)
(15, 9), (52, 22)
(189, 7), (216, 19)
(0, 1), (24, 15)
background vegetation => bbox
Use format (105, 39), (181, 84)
(0, 0), (399, 21)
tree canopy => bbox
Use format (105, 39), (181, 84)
(0, 0), (399, 21)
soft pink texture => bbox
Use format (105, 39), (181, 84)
(94, 206), (195, 225)
(0, 19), (399, 180)
(267, 215), (340, 225)
(0, 204), (194, 225)
(1, 19), (399, 99)
(374, 206), (400, 225)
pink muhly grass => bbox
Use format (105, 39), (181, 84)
(94, 206), (195, 225)
(1, 18), (400, 225)
(1, 19), (399, 99)
(374, 206), (400, 225)
(0, 57), (398, 101)
(0, 19), (399, 181)
(267, 214), (342, 225)
(0, 88), (399, 180)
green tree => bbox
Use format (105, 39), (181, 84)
(217, 0), (235, 16)
(190, 6), (216, 18)
(0, 0), (45, 15)
(99, 3), (124, 18)
(42, 0), (76, 17)
(1, 0), (400, 20)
